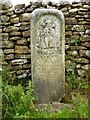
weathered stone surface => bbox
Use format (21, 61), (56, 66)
(23, 64), (31, 69)
(15, 46), (30, 54)
(0, 0), (12, 10)
(20, 24), (30, 31)
(15, 54), (31, 59)
(76, 58), (89, 64)
(10, 17), (19, 24)
(80, 35), (90, 42)
(81, 65), (90, 70)
(11, 59), (28, 65)
(69, 8), (78, 13)
(10, 31), (21, 36)
(77, 69), (86, 77)
(4, 26), (19, 32)
(1, 15), (10, 22)
(2, 41), (14, 48)
(72, 25), (84, 31)
(81, 42), (90, 48)
(15, 4), (25, 9)
(65, 18), (77, 24)
(2, 33), (9, 41)
(31, 9), (65, 103)
(22, 30), (30, 37)
(5, 54), (14, 60)
(85, 30), (90, 35)
(10, 37), (21, 41)
(4, 49), (14, 54)
(19, 13), (31, 22)
(80, 50), (90, 58)
(16, 38), (27, 45)
(67, 50), (78, 57)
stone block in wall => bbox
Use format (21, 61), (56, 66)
(10, 17), (19, 24)
(5, 54), (14, 60)
(16, 69), (27, 75)
(81, 42), (90, 48)
(4, 26), (19, 32)
(6, 8), (14, 16)
(65, 18), (77, 24)
(72, 25), (84, 32)
(69, 8), (78, 14)
(78, 21), (89, 25)
(77, 69), (86, 77)
(85, 30), (90, 35)
(10, 59), (28, 65)
(14, 4), (25, 14)
(0, 0), (12, 10)
(0, 22), (10, 26)
(22, 30), (30, 37)
(65, 31), (72, 36)
(23, 64), (31, 69)
(10, 64), (22, 70)
(9, 31), (21, 36)
(16, 38), (27, 45)
(67, 50), (78, 57)
(70, 46), (87, 50)
(15, 54), (31, 59)
(1, 15), (10, 22)
(15, 46), (30, 54)
(81, 64), (90, 70)
(20, 24), (30, 31)
(1, 33), (9, 41)
(4, 49), (14, 54)
(76, 58), (89, 64)
(72, 3), (82, 8)
(65, 25), (73, 30)
(80, 50), (90, 58)
(10, 37), (21, 41)
(19, 13), (31, 22)
(80, 35), (90, 42)
(2, 41), (14, 48)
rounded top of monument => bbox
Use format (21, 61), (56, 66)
(0, 0), (12, 9)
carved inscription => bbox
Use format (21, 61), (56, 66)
(36, 15), (61, 54)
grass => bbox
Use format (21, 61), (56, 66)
(1, 59), (89, 118)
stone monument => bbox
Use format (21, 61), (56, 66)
(31, 9), (65, 103)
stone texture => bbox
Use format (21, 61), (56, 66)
(4, 26), (19, 32)
(2, 33), (9, 41)
(77, 69), (86, 77)
(0, 0), (12, 10)
(5, 54), (14, 60)
(9, 31), (21, 36)
(16, 38), (27, 45)
(80, 50), (90, 58)
(31, 9), (65, 103)
(4, 49), (14, 54)
(2, 41), (14, 48)
(76, 58), (89, 64)
(65, 18), (77, 24)
(15, 46), (30, 54)
(22, 30), (30, 37)
(19, 13), (31, 22)
(15, 54), (31, 59)
(10, 37), (21, 41)
(10, 17), (19, 24)
(1, 15), (10, 22)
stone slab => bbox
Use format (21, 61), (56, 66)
(31, 9), (65, 103)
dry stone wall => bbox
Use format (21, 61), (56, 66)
(0, 1), (90, 80)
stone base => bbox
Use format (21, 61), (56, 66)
(35, 102), (73, 113)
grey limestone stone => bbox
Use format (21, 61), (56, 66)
(31, 9), (65, 103)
